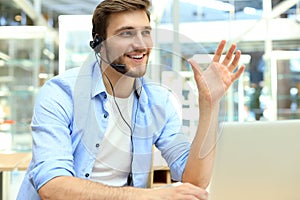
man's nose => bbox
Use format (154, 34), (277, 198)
(132, 32), (151, 49)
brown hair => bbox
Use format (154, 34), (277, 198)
(92, 0), (151, 41)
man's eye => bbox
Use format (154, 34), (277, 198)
(142, 30), (151, 36)
(119, 31), (134, 37)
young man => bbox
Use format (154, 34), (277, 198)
(17, 0), (244, 199)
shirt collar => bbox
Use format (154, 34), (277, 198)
(90, 60), (148, 106)
(91, 61), (106, 98)
(134, 77), (148, 105)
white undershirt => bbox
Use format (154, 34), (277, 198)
(90, 92), (134, 186)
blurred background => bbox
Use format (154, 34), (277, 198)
(0, 0), (300, 199)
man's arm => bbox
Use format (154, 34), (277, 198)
(38, 176), (209, 200)
(182, 40), (245, 188)
(38, 176), (140, 200)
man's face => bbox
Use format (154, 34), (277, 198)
(102, 10), (153, 77)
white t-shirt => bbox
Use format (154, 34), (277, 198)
(90, 92), (134, 186)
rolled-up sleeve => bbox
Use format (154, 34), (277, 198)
(153, 90), (191, 181)
(28, 76), (75, 190)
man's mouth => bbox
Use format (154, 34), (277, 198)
(126, 54), (145, 60)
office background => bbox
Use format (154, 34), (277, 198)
(0, 0), (300, 199)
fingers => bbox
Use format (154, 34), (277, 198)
(166, 182), (208, 200)
(231, 64), (245, 82)
(192, 40), (242, 74)
(178, 183), (209, 200)
(189, 41), (245, 95)
(189, 59), (204, 81)
(227, 48), (245, 82)
(154, 182), (209, 200)
(212, 40), (226, 62)
(228, 49), (241, 72)
(189, 59), (199, 72)
(222, 43), (236, 67)
(213, 40), (242, 72)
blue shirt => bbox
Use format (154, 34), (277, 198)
(17, 60), (191, 199)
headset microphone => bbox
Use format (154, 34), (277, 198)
(90, 36), (127, 74)
(109, 63), (127, 74)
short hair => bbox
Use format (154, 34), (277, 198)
(92, 0), (151, 41)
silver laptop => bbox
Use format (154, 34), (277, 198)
(208, 120), (300, 200)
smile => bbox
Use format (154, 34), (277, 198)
(126, 54), (146, 60)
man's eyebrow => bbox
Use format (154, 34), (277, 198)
(114, 26), (152, 34)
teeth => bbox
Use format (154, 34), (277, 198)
(131, 55), (143, 59)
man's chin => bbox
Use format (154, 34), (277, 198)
(123, 67), (147, 78)
(124, 70), (146, 78)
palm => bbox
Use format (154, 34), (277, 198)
(189, 40), (245, 105)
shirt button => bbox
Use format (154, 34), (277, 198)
(96, 143), (100, 148)
(104, 94), (107, 99)
(104, 113), (108, 118)
(85, 173), (89, 178)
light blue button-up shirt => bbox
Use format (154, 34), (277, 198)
(17, 60), (191, 199)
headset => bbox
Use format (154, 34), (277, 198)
(90, 31), (143, 186)
(90, 35), (127, 74)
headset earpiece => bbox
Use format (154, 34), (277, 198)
(91, 34), (127, 73)
(90, 35), (102, 51)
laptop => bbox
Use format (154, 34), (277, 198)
(208, 119), (300, 200)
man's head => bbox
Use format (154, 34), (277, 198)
(92, 0), (153, 77)
(92, 0), (151, 44)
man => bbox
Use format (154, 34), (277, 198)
(17, 0), (245, 199)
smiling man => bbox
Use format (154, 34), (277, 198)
(17, 0), (244, 199)
(101, 12), (153, 78)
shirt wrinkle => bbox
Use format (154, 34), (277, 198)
(17, 60), (191, 200)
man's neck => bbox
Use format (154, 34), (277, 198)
(101, 64), (135, 98)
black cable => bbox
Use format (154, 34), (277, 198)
(95, 52), (141, 186)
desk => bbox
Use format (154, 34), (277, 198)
(0, 152), (31, 200)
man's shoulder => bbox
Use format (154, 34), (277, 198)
(56, 66), (87, 80)
(49, 62), (97, 87)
